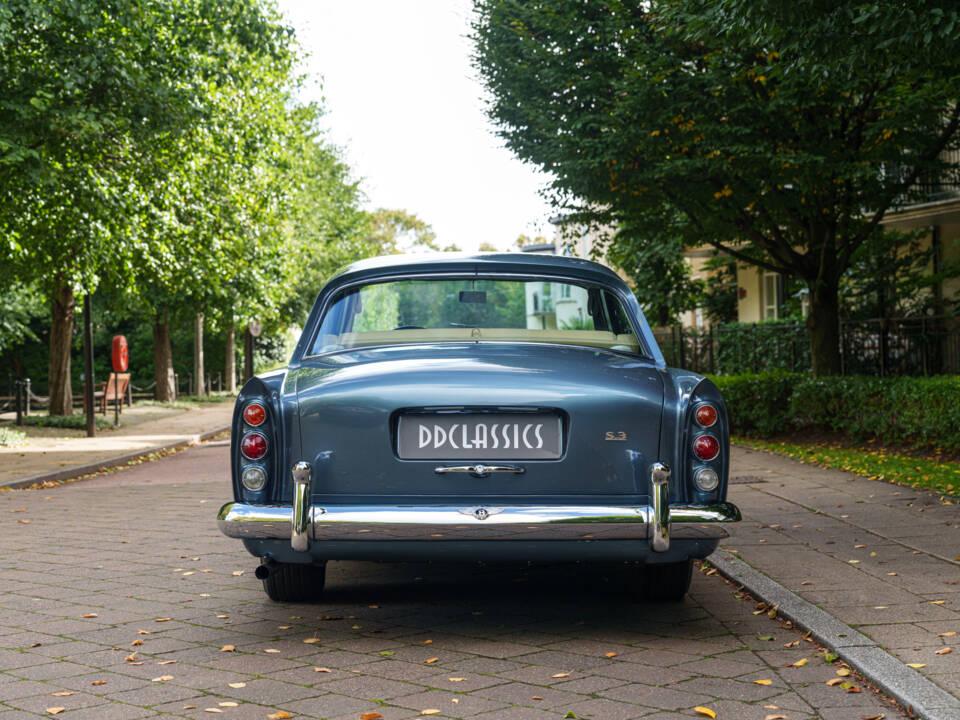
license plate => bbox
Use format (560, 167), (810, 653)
(397, 413), (562, 460)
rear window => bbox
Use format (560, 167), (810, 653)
(309, 277), (642, 356)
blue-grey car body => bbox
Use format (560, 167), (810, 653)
(219, 253), (739, 567)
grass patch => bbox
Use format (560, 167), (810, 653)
(136, 392), (236, 410)
(736, 436), (960, 498)
(0, 427), (27, 447)
(18, 414), (112, 430)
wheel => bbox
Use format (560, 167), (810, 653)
(638, 560), (692, 602)
(262, 563), (326, 602)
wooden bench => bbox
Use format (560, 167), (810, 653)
(95, 373), (130, 415)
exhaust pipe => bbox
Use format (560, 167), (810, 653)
(254, 559), (278, 580)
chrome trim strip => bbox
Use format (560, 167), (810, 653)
(435, 464), (525, 477)
(217, 500), (740, 542)
(649, 462), (671, 552)
(290, 461), (312, 552)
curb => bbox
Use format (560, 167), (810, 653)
(708, 550), (960, 720)
(0, 424), (231, 491)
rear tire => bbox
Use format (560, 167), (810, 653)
(262, 562), (326, 602)
(638, 560), (692, 601)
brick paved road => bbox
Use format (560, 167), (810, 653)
(1, 441), (903, 719)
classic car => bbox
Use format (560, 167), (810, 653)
(217, 253), (740, 602)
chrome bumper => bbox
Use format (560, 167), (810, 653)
(218, 462), (740, 552)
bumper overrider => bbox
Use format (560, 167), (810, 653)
(218, 462), (741, 552)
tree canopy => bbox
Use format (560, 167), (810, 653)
(473, 0), (960, 374)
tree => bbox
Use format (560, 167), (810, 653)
(366, 209), (459, 254)
(473, 0), (960, 374)
(0, 0), (303, 409)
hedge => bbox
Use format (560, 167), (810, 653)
(711, 372), (960, 450)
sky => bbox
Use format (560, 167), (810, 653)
(274, 0), (557, 252)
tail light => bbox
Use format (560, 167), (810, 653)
(692, 434), (719, 461)
(241, 431), (268, 460)
(694, 403), (717, 427)
(243, 402), (266, 426)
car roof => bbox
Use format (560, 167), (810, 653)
(330, 252), (626, 287)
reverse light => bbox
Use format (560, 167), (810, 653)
(244, 402), (266, 426)
(241, 432), (268, 460)
(241, 465), (267, 491)
(692, 434), (720, 461)
(694, 466), (719, 492)
(695, 403), (717, 427)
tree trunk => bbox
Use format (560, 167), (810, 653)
(193, 312), (205, 396)
(806, 278), (842, 376)
(47, 279), (75, 415)
(153, 313), (176, 402)
(224, 324), (237, 393)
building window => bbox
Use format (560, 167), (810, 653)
(763, 273), (781, 320)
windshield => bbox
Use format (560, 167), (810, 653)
(309, 277), (642, 355)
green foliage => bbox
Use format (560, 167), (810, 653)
(0, 281), (44, 352)
(0, 426), (27, 447)
(712, 372), (960, 449)
(473, 0), (960, 373)
(19, 414), (111, 429)
(700, 255), (739, 325)
(715, 321), (810, 374)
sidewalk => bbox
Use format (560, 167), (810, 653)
(0, 401), (234, 488)
(719, 445), (960, 709)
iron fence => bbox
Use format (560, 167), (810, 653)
(652, 315), (960, 376)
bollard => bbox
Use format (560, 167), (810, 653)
(14, 380), (23, 426)
(173, 373), (179, 401)
(24, 378), (30, 416)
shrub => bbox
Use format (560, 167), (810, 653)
(711, 373), (960, 449)
(19, 414), (112, 430)
(0, 427), (27, 447)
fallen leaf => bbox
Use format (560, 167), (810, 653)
(551, 672), (570, 678)
(421, 639), (433, 645)
(855, 544), (866, 548)
(907, 663), (926, 668)
(848, 559), (860, 564)
(182, 706), (197, 710)
(203, 710), (222, 715)
(278, 625), (292, 630)
(81, 613), (98, 619)
(218, 702), (238, 707)
(360, 714), (383, 720)
(151, 675), (174, 682)
(531, 695), (544, 700)
(694, 707), (716, 719)
(30, 642), (41, 648)
(217, 614), (229, 619)
(303, 638), (321, 644)
(836, 668), (851, 677)
(155, 618), (171, 622)
(130, 638), (143, 646)
(124, 653), (137, 662)
(792, 658), (808, 667)
(424, 657), (439, 664)
(17, 519), (31, 524)
(930, 600), (946, 605)
(448, 677), (466, 682)
(314, 667), (332, 673)
(45, 709), (65, 716)
(939, 631), (957, 637)
(182, 571), (194, 576)
(138, 630), (150, 635)
(51, 692), (73, 696)
(202, 569), (212, 573)
(888, 572), (898, 576)
(783, 640), (799, 648)
(935, 647), (953, 655)
(267, 713), (293, 720)
(604, 652), (617, 658)
(232, 570), (244, 576)
(157, 660), (177, 665)
(379, 651), (395, 656)
(220, 645), (235, 652)
(421, 711), (440, 716)
(757, 635), (774, 641)
(753, 679), (772, 685)
(765, 715), (788, 720)
(228, 682), (246, 688)
(826, 678), (843, 686)
(862, 715), (885, 720)
(873, 606), (889, 610)
(846, 686), (862, 693)
(264, 648), (280, 654)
